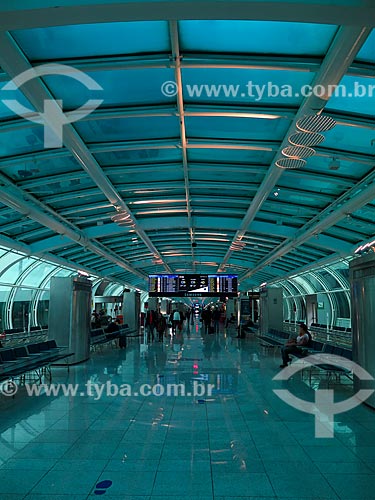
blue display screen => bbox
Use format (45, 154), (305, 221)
(148, 274), (238, 297)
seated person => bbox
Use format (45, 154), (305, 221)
(105, 318), (120, 334)
(280, 323), (310, 368)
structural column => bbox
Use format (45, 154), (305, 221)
(349, 254), (375, 409)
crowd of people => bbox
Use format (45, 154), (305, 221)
(145, 308), (168, 342)
(92, 305), (310, 371)
(93, 303), (240, 347)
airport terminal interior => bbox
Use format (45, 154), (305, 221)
(1, 1), (375, 499)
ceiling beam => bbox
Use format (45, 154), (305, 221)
(0, 54), (321, 82)
(3, 134), (375, 168)
(240, 166), (375, 281)
(0, 30), (172, 274)
(0, 234), (135, 288)
(218, 25), (371, 272)
(0, 174), (147, 281)
(169, 20), (195, 268)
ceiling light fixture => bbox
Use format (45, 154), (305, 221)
(289, 131), (325, 147)
(230, 240), (246, 251)
(282, 145), (315, 159)
(296, 114), (336, 133)
(275, 158), (306, 169)
(355, 239), (375, 255)
(111, 209), (135, 227)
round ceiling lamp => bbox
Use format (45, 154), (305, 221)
(282, 145), (315, 158)
(289, 131), (325, 147)
(275, 158), (306, 169)
(296, 114), (336, 133)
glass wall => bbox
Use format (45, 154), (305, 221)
(0, 246), (128, 332)
(268, 257), (351, 328)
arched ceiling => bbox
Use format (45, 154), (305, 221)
(0, 1), (375, 292)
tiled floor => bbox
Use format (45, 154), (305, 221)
(1, 321), (375, 499)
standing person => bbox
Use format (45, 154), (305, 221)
(146, 309), (155, 342)
(280, 323), (310, 368)
(212, 307), (221, 333)
(202, 307), (212, 334)
(172, 309), (180, 333)
(186, 308), (191, 324)
(156, 312), (166, 342)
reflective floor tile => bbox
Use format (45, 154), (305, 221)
(93, 470), (156, 495)
(29, 468), (102, 495)
(324, 473), (375, 499)
(212, 471), (274, 497)
(269, 472), (339, 499)
(0, 469), (47, 495)
(152, 470), (213, 496)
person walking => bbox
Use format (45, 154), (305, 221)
(172, 309), (180, 333)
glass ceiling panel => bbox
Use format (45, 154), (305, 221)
(322, 123), (375, 155)
(184, 116), (289, 141)
(109, 168), (183, 186)
(355, 29), (375, 63)
(280, 172), (345, 194)
(0, 126), (45, 158)
(95, 148), (181, 166)
(75, 116), (180, 143)
(0, 155), (80, 182)
(270, 190), (330, 206)
(179, 21), (337, 56)
(26, 176), (95, 198)
(12, 22), (170, 60)
(182, 68), (313, 106)
(353, 205), (375, 222)
(336, 217), (374, 236)
(50, 194), (106, 211)
(187, 148), (274, 164)
(300, 156), (371, 181)
(43, 68), (176, 109)
(326, 75), (375, 116)
(0, 86), (36, 120)
(190, 169), (259, 185)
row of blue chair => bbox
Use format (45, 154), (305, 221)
(90, 326), (130, 348)
(257, 329), (353, 382)
(0, 340), (73, 383)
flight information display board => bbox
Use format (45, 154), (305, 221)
(148, 274), (238, 297)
